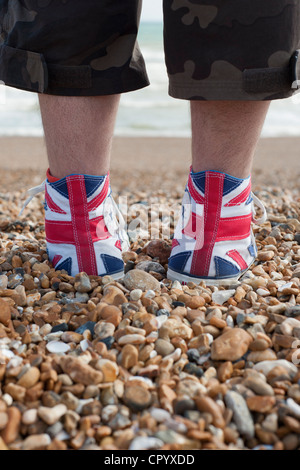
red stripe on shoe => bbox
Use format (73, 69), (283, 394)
(187, 176), (205, 204)
(87, 175), (110, 212)
(67, 175), (97, 275)
(226, 250), (248, 271)
(216, 213), (252, 241)
(45, 187), (67, 214)
(224, 180), (251, 207)
(190, 172), (224, 276)
(52, 255), (62, 268)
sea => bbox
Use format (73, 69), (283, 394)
(1, 21), (300, 139)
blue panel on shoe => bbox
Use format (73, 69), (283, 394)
(214, 256), (240, 277)
(56, 257), (72, 275)
(84, 175), (106, 198)
(101, 254), (124, 275)
(168, 251), (191, 272)
(246, 194), (253, 205)
(248, 244), (256, 257)
(191, 173), (206, 194)
(223, 176), (243, 196)
(50, 179), (69, 198)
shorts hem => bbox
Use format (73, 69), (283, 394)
(168, 81), (294, 101)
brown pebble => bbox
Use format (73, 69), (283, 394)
(123, 385), (153, 412)
(1, 407), (21, 444)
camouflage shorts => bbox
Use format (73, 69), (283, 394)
(0, 0), (300, 101)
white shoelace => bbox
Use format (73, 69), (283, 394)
(251, 192), (267, 225)
(19, 180), (130, 252)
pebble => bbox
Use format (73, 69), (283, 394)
(253, 360), (298, 378)
(38, 404), (67, 426)
(46, 341), (71, 354)
(22, 434), (51, 450)
(123, 269), (161, 292)
(224, 391), (255, 439)
(129, 437), (164, 451)
(211, 328), (253, 361)
(212, 289), (236, 305)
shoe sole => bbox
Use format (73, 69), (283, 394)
(167, 268), (247, 287)
(106, 271), (125, 281)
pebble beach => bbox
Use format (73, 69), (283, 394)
(0, 136), (299, 451)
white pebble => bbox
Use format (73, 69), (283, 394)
(156, 315), (169, 329)
(2, 393), (13, 406)
(206, 333), (214, 345)
(226, 315), (234, 328)
(144, 289), (156, 299)
(46, 340), (71, 354)
(150, 407), (171, 422)
(256, 288), (270, 297)
(80, 339), (90, 352)
(129, 437), (164, 451)
(171, 280), (183, 290)
(130, 289), (143, 301)
(212, 289), (235, 305)
(286, 398), (300, 418)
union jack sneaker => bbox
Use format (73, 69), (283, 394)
(20, 169), (129, 279)
(167, 168), (267, 286)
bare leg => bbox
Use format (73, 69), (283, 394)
(191, 100), (270, 178)
(38, 94), (120, 179)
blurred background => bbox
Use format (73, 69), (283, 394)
(1, 0), (300, 140)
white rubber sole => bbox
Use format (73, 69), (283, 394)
(167, 268), (243, 287)
(107, 271), (125, 281)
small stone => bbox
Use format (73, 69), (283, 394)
(46, 341), (71, 354)
(211, 328), (253, 361)
(22, 433), (51, 450)
(257, 251), (274, 261)
(101, 285), (127, 306)
(0, 412), (8, 431)
(97, 305), (122, 327)
(75, 321), (96, 336)
(32, 262), (50, 273)
(155, 338), (175, 357)
(146, 239), (172, 265)
(51, 323), (68, 333)
(0, 407), (21, 444)
(120, 344), (139, 369)
(130, 289), (143, 301)
(217, 361), (233, 383)
(74, 272), (92, 293)
(0, 299), (11, 326)
(246, 396), (276, 413)
(195, 396), (225, 429)
(0, 275), (8, 289)
(61, 331), (83, 343)
(60, 355), (103, 385)
(118, 334), (146, 345)
(124, 269), (160, 292)
(123, 385), (153, 412)
(22, 409), (38, 426)
(94, 321), (115, 339)
(136, 260), (166, 275)
(253, 360), (298, 378)
(247, 349), (277, 363)
(243, 376), (274, 396)
(95, 359), (119, 382)
(38, 404), (67, 425)
(26, 292), (41, 307)
(212, 289), (236, 305)
(129, 437), (164, 451)
(17, 367), (40, 389)
(224, 391), (255, 439)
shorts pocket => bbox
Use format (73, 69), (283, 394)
(0, 44), (48, 93)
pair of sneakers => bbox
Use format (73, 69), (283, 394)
(21, 167), (266, 285)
